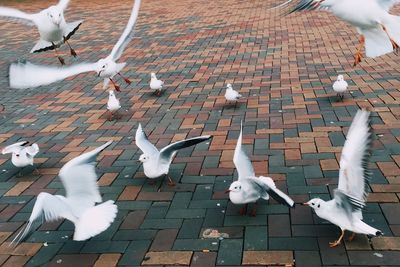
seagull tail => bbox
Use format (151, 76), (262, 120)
(353, 220), (382, 236)
(361, 26), (393, 58)
(73, 200), (118, 241)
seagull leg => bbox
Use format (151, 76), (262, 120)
(329, 229), (345, 247)
(63, 37), (77, 57)
(33, 167), (40, 175)
(353, 35), (365, 67)
(52, 42), (65, 65)
(240, 204), (248, 216)
(109, 78), (121, 92)
(250, 203), (257, 217)
(107, 110), (113, 121)
(166, 175), (176, 186)
(155, 90), (161, 96)
(381, 24), (400, 54)
(118, 73), (131, 85)
(348, 232), (356, 242)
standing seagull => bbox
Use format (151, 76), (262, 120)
(280, 0), (400, 66)
(0, 0), (82, 65)
(303, 110), (382, 247)
(226, 123), (294, 216)
(11, 141), (118, 245)
(333, 74), (348, 101)
(224, 84), (242, 106)
(2, 141), (39, 176)
(9, 0), (141, 91)
(150, 73), (164, 96)
(107, 90), (121, 121)
(135, 123), (212, 186)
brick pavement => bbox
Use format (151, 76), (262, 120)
(0, 0), (400, 266)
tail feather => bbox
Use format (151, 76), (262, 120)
(361, 26), (393, 58)
(73, 200), (118, 241)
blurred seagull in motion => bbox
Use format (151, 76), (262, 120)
(135, 123), (212, 186)
(10, 141), (117, 245)
(303, 109), (382, 247)
(226, 122), (294, 216)
(2, 141), (39, 176)
(150, 73), (164, 96)
(333, 74), (348, 101)
(277, 0), (400, 66)
(107, 90), (121, 121)
(0, 0), (82, 65)
(9, 0), (141, 91)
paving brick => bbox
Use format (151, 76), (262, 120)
(142, 251), (192, 265)
(242, 251), (293, 265)
(47, 254), (98, 267)
(149, 229), (178, 252)
(217, 239), (242, 265)
(372, 237), (400, 250)
(93, 253), (121, 267)
(191, 251), (217, 267)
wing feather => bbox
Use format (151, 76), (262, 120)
(250, 177), (294, 207)
(135, 123), (159, 155)
(2, 141), (28, 154)
(0, 7), (35, 26)
(57, 0), (70, 10)
(233, 122), (255, 181)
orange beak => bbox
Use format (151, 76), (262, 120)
(302, 202), (309, 206)
(224, 189), (231, 194)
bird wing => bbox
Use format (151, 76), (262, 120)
(0, 7), (36, 26)
(233, 122), (255, 181)
(109, 0), (141, 61)
(9, 60), (97, 89)
(56, 0), (70, 10)
(10, 192), (74, 246)
(135, 123), (159, 155)
(275, 0), (330, 14)
(337, 109), (372, 210)
(25, 143), (39, 157)
(249, 176), (295, 207)
(378, 0), (400, 11)
(59, 141), (113, 204)
(1, 141), (29, 154)
(159, 135), (212, 165)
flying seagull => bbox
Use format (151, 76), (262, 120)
(226, 122), (294, 216)
(2, 141), (39, 176)
(150, 73), (164, 96)
(135, 123), (212, 186)
(277, 0), (400, 66)
(303, 109), (382, 247)
(10, 141), (117, 245)
(0, 0), (82, 64)
(9, 0), (141, 91)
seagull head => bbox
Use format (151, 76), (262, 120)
(226, 181), (242, 194)
(138, 154), (150, 163)
(151, 73), (156, 79)
(303, 198), (325, 210)
(109, 90), (115, 97)
(226, 84), (233, 90)
(47, 6), (62, 26)
(337, 75), (344, 81)
(96, 59), (109, 77)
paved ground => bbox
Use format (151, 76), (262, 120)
(0, 0), (400, 266)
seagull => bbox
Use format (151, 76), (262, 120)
(107, 90), (121, 121)
(1, 141), (39, 176)
(303, 109), (382, 247)
(135, 123), (212, 186)
(225, 122), (294, 216)
(279, 0), (400, 66)
(0, 0), (82, 65)
(9, 0), (141, 91)
(150, 73), (164, 96)
(10, 141), (118, 245)
(333, 74), (348, 101)
(224, 84), (242, 106)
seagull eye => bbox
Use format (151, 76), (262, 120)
(318, 204), (320, 208)
(311, 203), (315, 206)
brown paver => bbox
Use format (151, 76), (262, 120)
(142, 251), (193, 265)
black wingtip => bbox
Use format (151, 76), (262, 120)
(376, 231), (383, 236)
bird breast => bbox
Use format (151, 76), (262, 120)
(11, 153), (32, 167)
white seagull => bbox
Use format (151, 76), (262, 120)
(9, 0), (141, 91)
(150, 73), (164, 96)
(107, 90), (121, 121)
(332, 74), (348, 100)
(135, 123), (212, 186)
(0, 0), (82, 65)
(224, 84), (242, 105)
(303, 109), (382, 247)
(2, 141), (39, 176)
(226, 123), (294, 216)
(11, 141), (117, 245)
(280, 0), (400, 66)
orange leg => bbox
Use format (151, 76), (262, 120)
(348, 232), (356, 242)
(166, 175), (176, 186)
(353, 35), (365, 67)
(109, 78), (121, 92)
(381, 24), (400, 54)
(52, 42), (65, 65)
(329, 229), (345, 247)
(118, 72), (131, 85)
(63, 37), (77, 57)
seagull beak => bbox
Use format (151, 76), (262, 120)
(224, 189), (231, 194)
(98, 71), (102, 77)
(302, 202), (309, 206)
(137, 160), (141, 163)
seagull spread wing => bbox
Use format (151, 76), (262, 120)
(0, 7), (36, 26)
(57, 0), (70, 10)
(159, 135), (212, 164)
(233, 122), (255, 181)
(337, 109), (372, 210)
(9, 60), (97, 89)
(1, 141), (29, 154)
(59, 141), (112, 204)
(11, 192), (74, 245)
(249, 177), (295, 207)
(25, 143), (39, 156)
(286, 0), (330, 13)
(135, 123), (159, 155)
(109, 0), (141, 61)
